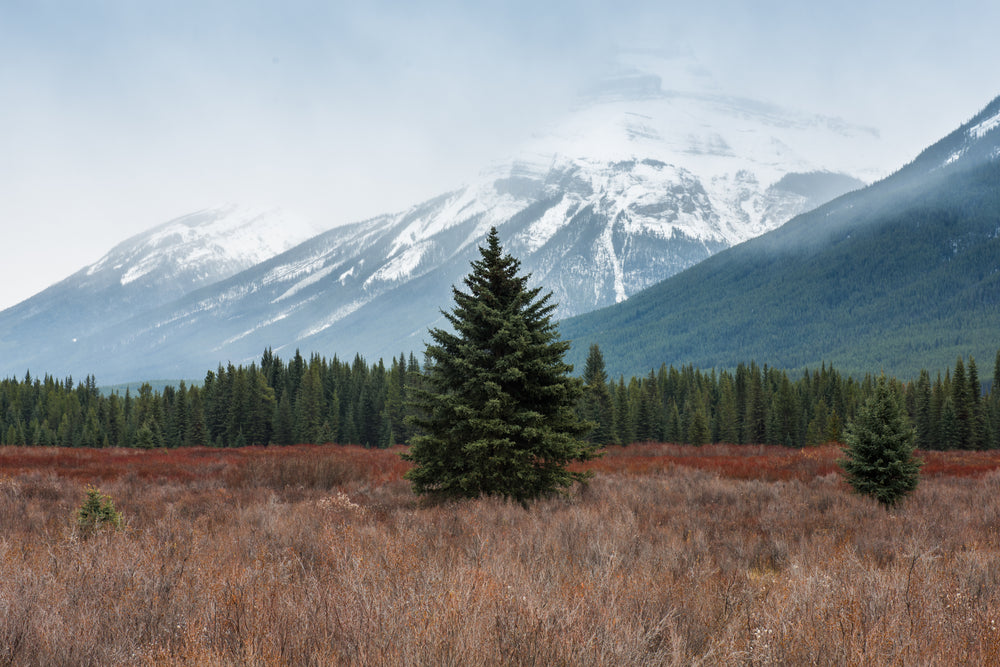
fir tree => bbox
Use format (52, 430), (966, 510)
(404, 227), (596, 503)
(840, 376), (921, 507)
(581, 344), (615, 445)
(913, 370), (933, 449)
(715, 374), (739, 444)
(967, 357), (989, 450)
(952, 357), (971, 448)
(993, 349), (1000, 449)
(76, 486), (122, 535)
(294, 362), (326, 444)
(613, 376), (633, 445)
(805, 400), (829, 446)
(686, 397), (711, 446)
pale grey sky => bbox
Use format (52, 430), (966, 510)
(3, 0), (999, 309)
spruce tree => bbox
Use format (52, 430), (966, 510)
(716, 375), (739, 443)
(404, 227), (595, 503)
(581, 344), (614, 445)
(993, 349), (1000, 449)
(952, 357), (971, 449)
(913, 370), (933, 449)
(613, 376), (633, 445)
(840, 376), (921, 507)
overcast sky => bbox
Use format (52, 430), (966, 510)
(3, 0), (1000, 309)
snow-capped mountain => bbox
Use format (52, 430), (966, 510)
(557, 94), (1000, 379)
(0, 205), (322, 376)
(0, 54), (880, 382)
(84, 205), (323, 295)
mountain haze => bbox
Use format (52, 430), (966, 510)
(0, 55), (877, 383)
(560, 95), (1000, 380)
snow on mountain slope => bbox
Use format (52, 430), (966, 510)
(83, 205), (323, 292)
(0, 205), (324, 377)
(350, 51), (878, 307)
(0, 53), (881, 382)
(940, 102), (1000, 167)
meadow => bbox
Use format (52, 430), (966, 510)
(2, 443), (1000, 665)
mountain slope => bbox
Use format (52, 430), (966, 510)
(559, 96), (1000, 380)
(19, 154), (864, 384)
(0, 54), (878, 383)
(0, 206), (321, 376)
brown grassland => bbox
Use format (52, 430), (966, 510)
(2, 443), (1000, 665)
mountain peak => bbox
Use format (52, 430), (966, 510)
(82, 204), (323, 291)
(0, 56), (880, 383)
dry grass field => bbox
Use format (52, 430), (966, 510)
(3, 443), (1000, 665)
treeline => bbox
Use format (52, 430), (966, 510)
(1, 347), (999, 450)
(0, 349), (423, 449)
(578, 346), (1000, 450)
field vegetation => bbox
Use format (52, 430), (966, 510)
(3, 443), (1000, 665)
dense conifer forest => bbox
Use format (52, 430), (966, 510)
(1, 348), (998, 450)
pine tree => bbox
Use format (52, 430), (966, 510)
(952, 357), (972, 449)
(581, 344), (615, 445)
(273, 389), (294, 445)
(404, 227), (596, 503)
(715, 373), (739, 444)
(768, 375), (800, 447)
(805, 400), (829, 446)
(744, 363), (768, 444)
(993, 349), (1000, 449)
(686, 396), (711, 446)
(185, 387), (208, 447)
(612, 376), (633, 445)
(967, 357), (989, 450)
(294, 361), (326, 444)
(913, 369), (934, 449)
(840, 375), (921, 507)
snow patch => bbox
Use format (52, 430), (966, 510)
(88, 204), (322, 287)
(273, 262), (341, 302)
(970, 109), (1000, 139)
(120, 261), (156, 286)
(365, 242), (428, 287)
(217, 312), (291, 348)
(300, 299), (367, 338)
(598, 223), (626, 303)
(519, 195), (574, 253)
(944, 149), (965, 166)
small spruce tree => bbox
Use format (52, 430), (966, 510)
(840, 376), (922, 507)
(76, 485), (123, 535)
(404, 227), (596, 503)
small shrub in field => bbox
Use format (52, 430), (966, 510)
(76, 485), (122, 534)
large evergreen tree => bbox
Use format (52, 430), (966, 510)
(840, 376), (922, 507)
(403, 227), (596, 503)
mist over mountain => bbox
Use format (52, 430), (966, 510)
(0, 54), (879, 383)
(560, 95), (1000, 380)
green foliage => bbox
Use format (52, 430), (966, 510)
(404, 227), (597, 503)
(581, 344), (615, 445)
(2, 347), (997, 452)
(840, 376), (922, 507)
(76, 485), (123, 534)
